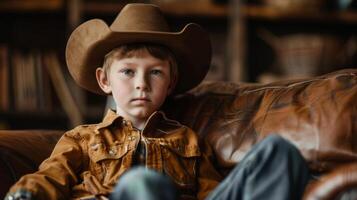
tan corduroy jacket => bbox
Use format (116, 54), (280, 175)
(8, 110), (222, 200)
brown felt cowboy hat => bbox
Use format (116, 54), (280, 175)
(66, 3), (211, 95)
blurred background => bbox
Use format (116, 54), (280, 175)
(0, 0), (356, 130)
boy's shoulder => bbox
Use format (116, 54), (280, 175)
(63, 109), (122, 139)
(153, 111), (198, 137)
(146, 111), (181, 130)
(156, 111), (183, 127)
(63, 123), (106, 140)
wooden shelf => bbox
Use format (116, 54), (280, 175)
(0, 111), (69, 130)
(241, 5), (357, 24)
(82, 1), (228, 18)
(152, 0), (227, 18)
(0, 110), (66, 118)
(0, 0), (64, 12)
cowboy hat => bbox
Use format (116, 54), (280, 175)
(65, 3), (211, 95)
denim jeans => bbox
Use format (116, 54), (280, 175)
(109, 135), (311, 200)
(109, 166), (178, 200)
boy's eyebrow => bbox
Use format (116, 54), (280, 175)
(121, 61), (168, 68)
(122, 62), (137, 66)
(116, 62), (138, 68)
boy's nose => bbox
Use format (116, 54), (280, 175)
(135, 75), (150, 91)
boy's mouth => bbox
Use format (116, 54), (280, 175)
(131, 98), (151, 102)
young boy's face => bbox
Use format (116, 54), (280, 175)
(97, 50), (172, 126)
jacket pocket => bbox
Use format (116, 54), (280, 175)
(89, 143), (129, 163)
(161, 143), (201, 187)
(88, 143), (132, 184)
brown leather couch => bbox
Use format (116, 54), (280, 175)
(1, 69), (356, 200)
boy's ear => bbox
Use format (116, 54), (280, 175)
(96, 67), (112, 94)
(167, 84), (174, 95)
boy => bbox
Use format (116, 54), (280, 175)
(6, 3), (311, 200)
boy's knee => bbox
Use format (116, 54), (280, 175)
(119, 167), (159, 184)
(260, 134), (299, 154)
(118, 167), (176, 190)
(263, 134), (287, 145)
(251, 134), (306, 169)
(112, 167), (177, 200)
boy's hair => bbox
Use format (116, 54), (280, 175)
(102, 43), (178, 88)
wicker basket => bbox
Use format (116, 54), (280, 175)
(258, 29), (351, 79)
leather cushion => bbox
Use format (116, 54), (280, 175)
(164, 69), (357, 175)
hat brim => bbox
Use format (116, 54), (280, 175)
(66, 19), (211, 95)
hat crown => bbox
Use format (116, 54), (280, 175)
(110, 4), (170, 32)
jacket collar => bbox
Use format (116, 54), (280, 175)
(96, 109), (123, 131)
(96, 109), (172, 134)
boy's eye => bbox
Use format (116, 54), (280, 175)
(120, 69), (135, 76)
(151, 69), (162, 75)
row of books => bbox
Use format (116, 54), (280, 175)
(0, 44), (83, 127)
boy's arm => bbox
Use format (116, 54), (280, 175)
(6, 130), (85, 200)
(197, 138), (223, 200)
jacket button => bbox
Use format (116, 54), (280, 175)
(109, 147), (117, 155)
(91, 143), (100, 151)
(122, 120), (129, 126)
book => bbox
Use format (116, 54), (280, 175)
(35, 50), (53, 112)
(12, 50), (23, 111)
(0, 45), (9, 111)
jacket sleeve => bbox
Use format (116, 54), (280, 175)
(197, 138), (223, 200)
(7, 130), (85, 200)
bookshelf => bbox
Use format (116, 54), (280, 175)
(0, 41), (84, 130)
(0, 0), (87, 130)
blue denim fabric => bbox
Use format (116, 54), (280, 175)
(206, 135), (311, 200)
(109, 167), (178, 200)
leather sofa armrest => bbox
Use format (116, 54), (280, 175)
(0, 130), (63, 198)
(303, 163), (357, 200)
